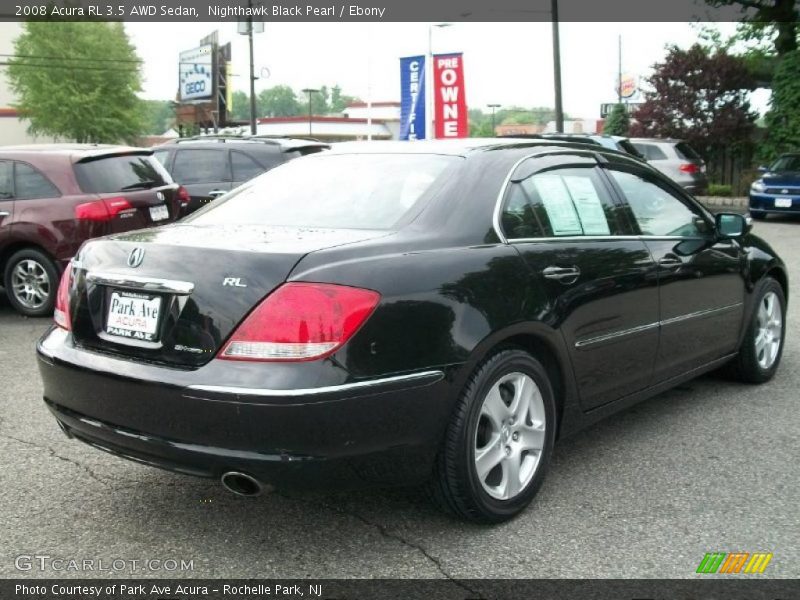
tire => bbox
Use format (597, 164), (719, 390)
(750, 211), (766, 220)
(729, 278), (786, 383)
(429, 348), (556, 524)
(3, 248), (59, 317)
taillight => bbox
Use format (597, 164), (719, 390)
(75, 197), (132, 221)
(177, 186), (190, 205)
(219, 282), (381, 362)
(54, 262), (73, 331)
(679, 163), (700, 174)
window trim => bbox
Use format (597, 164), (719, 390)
(13, 160), (61, 200)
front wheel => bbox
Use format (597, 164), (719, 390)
(429, 349), (556, 523)
(730, 278), (785, 383)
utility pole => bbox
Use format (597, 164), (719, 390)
(247, 1), (257, 134)
(302, 88), (319, 136)
(617, 34), (622, 104)
(551, 0), (564, 133)
(487, 104), (501, 136)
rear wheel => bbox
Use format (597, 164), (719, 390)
(429, 349), (556, 523)
(729, 278), (785, 383)
(3, 248), (59, 317)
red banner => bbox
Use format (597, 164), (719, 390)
(433, 53), (468, 139)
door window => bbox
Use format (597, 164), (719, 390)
(0, 161), (12, 199)
(500, 167), (623, 239)
(609, 170), (704, 237)
(172, 149), (228, 184)
(231, 151), (265, 182)
(632, 143), (668, 160)
(14, 163), (60, 199)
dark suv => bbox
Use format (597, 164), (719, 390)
(153, 136), (329, 214)
(0, 145), (184, 317)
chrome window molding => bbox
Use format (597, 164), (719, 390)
(86, 272), (195, 295)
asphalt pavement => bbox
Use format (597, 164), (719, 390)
(1, 218), (798, 580)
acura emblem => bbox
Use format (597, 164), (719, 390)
(127, 247), (145, 268)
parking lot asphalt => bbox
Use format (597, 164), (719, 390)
(1, 218), (798, 581)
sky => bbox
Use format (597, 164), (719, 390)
(126, 21), (769, 120)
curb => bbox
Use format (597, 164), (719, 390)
(696, 196), (748, 210)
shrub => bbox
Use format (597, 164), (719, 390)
(708, 184), (733, 197)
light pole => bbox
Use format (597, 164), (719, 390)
(487, 104), (501, 136)
(551, 0), (564, 133)
(301, 88), (319, 136)
(237, 4), (264, 135)
(427, 23), (451, 139)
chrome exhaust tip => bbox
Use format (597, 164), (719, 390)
(220, 471), (263, 497)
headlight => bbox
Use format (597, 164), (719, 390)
(751, 180), (766, 193)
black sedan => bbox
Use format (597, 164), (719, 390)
(37, 139), (787, 523)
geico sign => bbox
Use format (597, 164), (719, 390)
(184, 80), (207, 96)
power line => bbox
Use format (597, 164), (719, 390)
(0, 53), (143, 64)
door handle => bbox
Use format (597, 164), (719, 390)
(208, 190), (227, 198)
(542, 266), (581, 284)
(0, 211), (9, 217)
(658, 256), (682, 268)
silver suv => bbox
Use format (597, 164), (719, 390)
(630, 138), (708, 195)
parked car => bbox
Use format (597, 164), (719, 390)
(629, 138), (708, 195)
(38, 139), (787, 523)
(153, 136), (329, 214)
(0, 145), (184, 317)
(749, 153), (800, 219)
(533, 133), (644, 158)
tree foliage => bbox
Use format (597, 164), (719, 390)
(8, 21), (144, 143)
(705, 0), (798, 57)
(603, 104), (630, 136)
(259, 85), (302, 117)
(141, 100), (174, 135)
(759, 49), (800, 160)
(630, 44), (757, 159)
(468, 106), (567, 137)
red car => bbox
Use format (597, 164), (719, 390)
(0, 145), (186, 316)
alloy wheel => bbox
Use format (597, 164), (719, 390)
(474, 372), (546, 500)
(10, 259), (51, 310)
(755, 291), (782, 370)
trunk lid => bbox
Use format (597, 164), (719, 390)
(69, 223), (386, 367)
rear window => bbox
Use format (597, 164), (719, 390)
(74, 154), (170, 194)
(632, 143), (668, 160)
(189, 153), (458, 230)
(674, 142), (702, 160)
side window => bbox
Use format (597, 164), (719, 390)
(0, 161), (12, 199)
(231, 151), (266, 182)
(501, 167), (623, 239)
(14, 163), (60, 199)
(172, 150), (228, 184)
(633, 144), (667, 160)
(609, 170), (703, 237)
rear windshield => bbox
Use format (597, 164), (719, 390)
(769, 155), (800, 172)
(674, 142), (702, 161)
(74, 154), (171, 193)
(188, 153), (458, 230)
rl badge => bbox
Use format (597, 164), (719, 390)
(106, 291), (161, 342)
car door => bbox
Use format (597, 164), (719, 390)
(499, 153), (660, 411)
(230, 150), (268, 188)
(171, 148), (231, 213)
(0, 160), (13, 244)
(604, 166), (746, 383)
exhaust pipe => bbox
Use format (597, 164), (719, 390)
(221, 471), (263, 497)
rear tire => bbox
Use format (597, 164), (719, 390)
(429, 349), (556, 524)
(729, 278), (785, 383)
(3, 248), (59, 317)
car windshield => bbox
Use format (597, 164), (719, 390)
(188, 153), (458, 230)
(769, 155), (800, 172)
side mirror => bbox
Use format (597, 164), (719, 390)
(715, 213), (751, 238)
(757, 165), (769, 174)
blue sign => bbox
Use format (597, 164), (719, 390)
(399, 55), (426, 140)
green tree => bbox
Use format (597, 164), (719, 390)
(141, 100), (174, 135)
(760, 49), (800, 160)
(257, 85), (302, 117)
(603, 104), (630, 136)
(8, 21), (144, 143)
(229, 90), (251, 122)
(329, 84), (359, 113)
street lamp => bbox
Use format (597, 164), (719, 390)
(487, 104), (501, 136)
(427, 23), (452, 139)
(301, 88), (319, 136)
(237, 3), (264, 135)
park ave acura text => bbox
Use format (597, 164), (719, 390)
(37, 139), (787, 523)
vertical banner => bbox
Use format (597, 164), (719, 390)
(399, 55), (426, 140)
(433, 53), (468, 138)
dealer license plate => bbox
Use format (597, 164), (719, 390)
(106, 291), (162, 342)
(774, 197), (793, 208)
(149, 204), (169, 221)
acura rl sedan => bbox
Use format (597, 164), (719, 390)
(37, 139), (787, 523)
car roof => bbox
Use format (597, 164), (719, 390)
(327, 138), (629, 156)
(629, 138), (683, 144)
(0, 144), (150, 160)
(160, 136), (330, 151)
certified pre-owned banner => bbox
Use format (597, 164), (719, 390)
(399, 55), (426, 140)
(433, 53), (468, 139)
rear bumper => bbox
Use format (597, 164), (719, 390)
(37, 328), (455, 489)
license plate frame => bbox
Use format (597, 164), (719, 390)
(105, 290), (162, 343)
(149, 204), (169, 221)
(774, 197), (793, 208)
